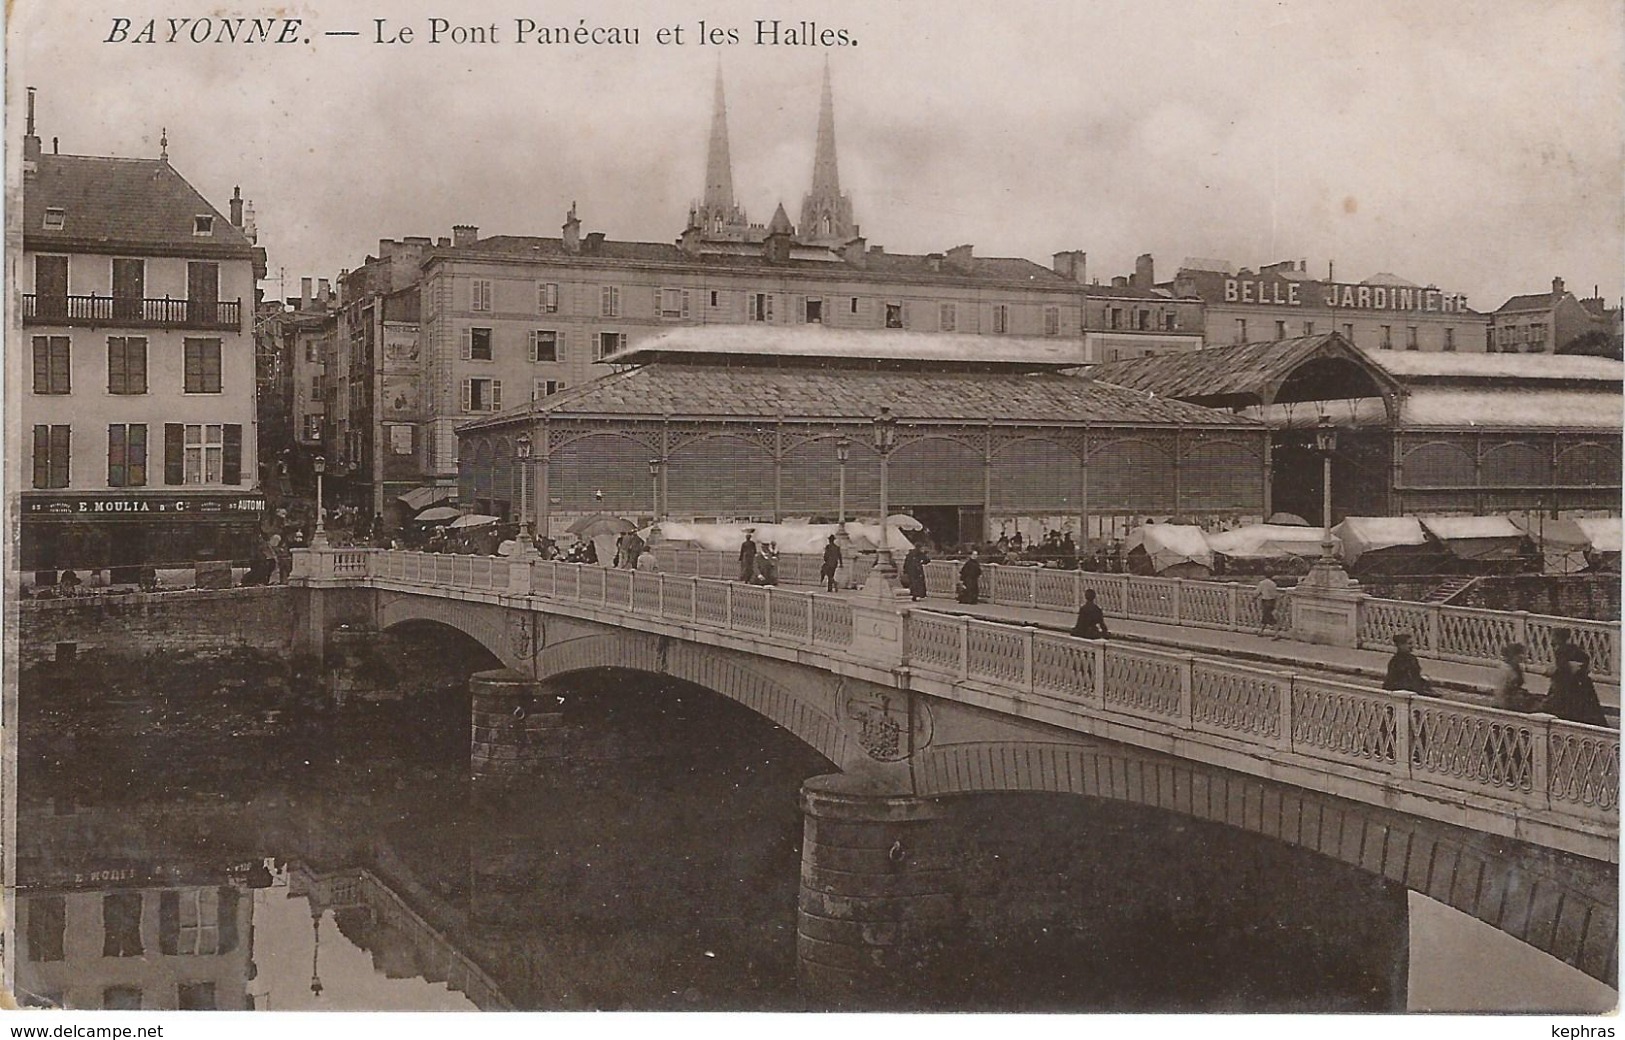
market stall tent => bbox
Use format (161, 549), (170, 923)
(1125, 524), (1213, 577)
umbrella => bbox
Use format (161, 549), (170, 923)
(568, 513), (636, 539)
(1267, 512), (1311, 526)
(415, 505), (462, 523)
(449, 513), (499, 530)
(887, 514), (925, 531)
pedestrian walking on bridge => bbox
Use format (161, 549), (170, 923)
(1071, 588), (1109, 639)
(1256, 575), (1282, 639)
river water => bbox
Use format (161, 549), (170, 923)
(11, 649), (1616, 1013)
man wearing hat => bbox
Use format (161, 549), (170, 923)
(1381, 633), (1434, 697)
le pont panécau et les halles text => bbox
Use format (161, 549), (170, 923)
(103, 16), (858, 48)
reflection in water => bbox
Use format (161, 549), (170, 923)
(12, 654), (1616, 1012)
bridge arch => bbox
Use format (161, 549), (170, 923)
(532, 629), (852, 768)
(913, 737), (1617, 985)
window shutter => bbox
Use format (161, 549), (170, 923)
(901, 302), (911, 328)
(460, 378), (472, 412)
(108, 339), (123, 394)
(129, 424), (147, 486)
(33, 425), (49, 488)
(165, 423), (185, 485)
(222, 424), (242, 485)
(528, 330), (538, 362)
(50, 426), (70, 488)
(108, 424), (126, 487)
(491, 380), (503, 412)
(681, 291), (691, 318)
(460, 329), (472, 360)
(206, 344), (221, 392)
(797, 296), (807, 323)
(133, 340), (147, 393)
(32, 338), (47, 393)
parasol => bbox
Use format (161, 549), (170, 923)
(449, 513), (500, 530)
(568, 513), (637, 539)
(416, 506), (462, 523)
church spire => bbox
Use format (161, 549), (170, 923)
(691, 63), (749, 237)
(798, 59), (855, 247)
(703, 64), (735, 214)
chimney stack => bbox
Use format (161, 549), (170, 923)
(230, 186), (244, 227)
(301, 278), (313, 311)
(562, 202), (581, 254)
(24, 86), (41, 165)
(1132, 253), (1155, 289)
(318, 278), (331, 303)
(451, 224), (478, 248)
(1052, 250), (1087, 284)
(1553, 276), (1566, 298)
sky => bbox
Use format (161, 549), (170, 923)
(9, 0), (1624, 310)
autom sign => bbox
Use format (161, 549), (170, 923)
(1222, 277), (1470, 313)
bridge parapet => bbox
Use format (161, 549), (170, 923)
(292, 549), (1619, 859)
(662, 548), (1619, 679)
(908, 609), (1618, 838)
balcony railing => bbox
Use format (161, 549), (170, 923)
(23, 294), (242, 331)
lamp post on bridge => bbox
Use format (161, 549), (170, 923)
(1299, 413), (1357, 598)
(311, 454), (329, 548)
(648, 457), (662, 522)
(516, 432), (536, 556)
(860, 408), (906, 600)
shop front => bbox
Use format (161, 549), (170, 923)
(20, 491), (268, 582)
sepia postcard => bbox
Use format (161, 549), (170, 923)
(3, 0), (1621, 1031)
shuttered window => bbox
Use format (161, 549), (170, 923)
(471, 279), (492, 312)
(165, 423), (185, 484)
(32, 425), (71, 489)
(529, 330), (559, 362)
(32, 336), (70, 394)
(538, 282), (559, 313)
(107, 424), (147, 487)
(183, 339), (222, 393)
(107, 337), (148, 394)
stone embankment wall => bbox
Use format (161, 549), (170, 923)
(15, 587), (294, 668)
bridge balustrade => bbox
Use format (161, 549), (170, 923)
(920, 606), (1616, 828)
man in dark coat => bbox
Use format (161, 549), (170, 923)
(1071, 588), (1109, 639)
(902, 546), (929, 601)
(739, 533), (758, 583)
(820, 535), (842, 592)
(1382, 633), (1435, 696)
(1545, 629), (1608, 727)
(957, 551), (982, 604)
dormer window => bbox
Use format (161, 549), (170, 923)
(193, 215), (214, 236)
(43, 208), (65, 231)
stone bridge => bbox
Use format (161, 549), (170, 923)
(291, 548), (1620, 998)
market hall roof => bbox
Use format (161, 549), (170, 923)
(24, 153), (258, 260)
(457, 363), (1261, 433)
(600, 325), (1087, 369)
(1088, 333), (1623, 432)
(1087, 333), (1402, 412)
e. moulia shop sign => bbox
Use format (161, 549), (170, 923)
(23, 492), (266, 521)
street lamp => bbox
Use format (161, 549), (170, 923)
(516, 432), (535, 555)
(1314, 415), (1338, 564)
(648, 458), (662, 522)
(835, 436), (851, 529)
(309, 906), (324, 999)
(311, 454), (328, 548)
(861, 408), (905, 599)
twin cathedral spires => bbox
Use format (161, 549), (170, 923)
(684, 62), (857, 253)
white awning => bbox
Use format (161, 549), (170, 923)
(398, 485), (457, 512)
(1576, 517), (1623, 554)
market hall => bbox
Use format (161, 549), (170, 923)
(1088, 333), (1623, 529)
(454, 326), (1270, 548)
